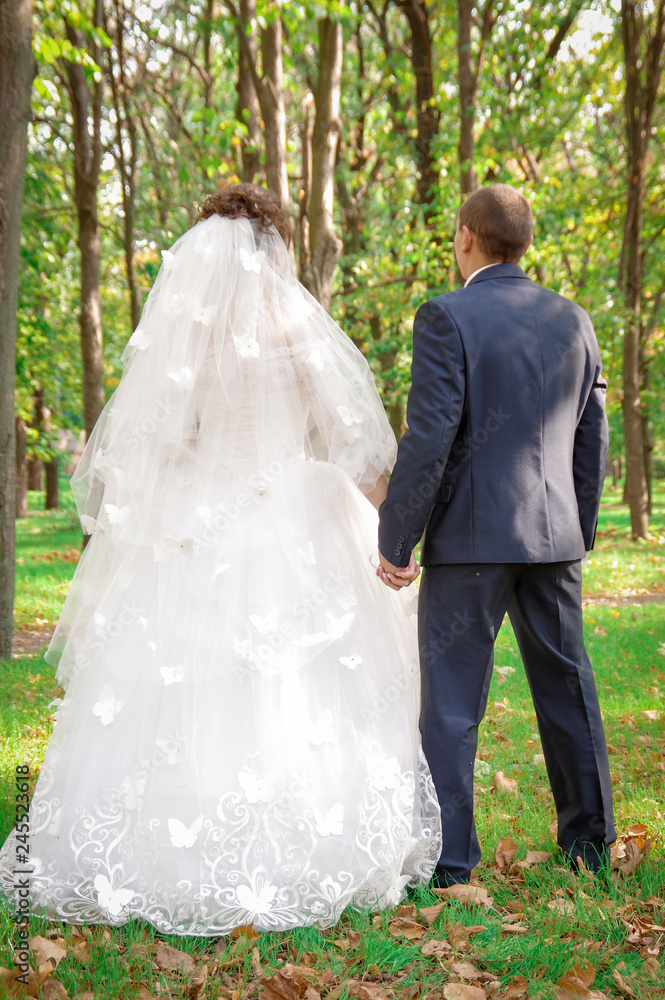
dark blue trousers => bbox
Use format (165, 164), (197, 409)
(418, 561), (615, 882)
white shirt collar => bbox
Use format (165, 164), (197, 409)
(464, 262), (502, 287)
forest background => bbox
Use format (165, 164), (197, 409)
(1, 0), (664, 660)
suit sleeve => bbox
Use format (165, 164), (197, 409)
(378, 298), (465, 567)
(573, 336), (609, 551)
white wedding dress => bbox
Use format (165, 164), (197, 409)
(0, 216), (441, 935)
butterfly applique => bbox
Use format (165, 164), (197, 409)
(92, 685), (123, 726)
(233, 334), (261, 359)
(306, 348), (326, 373)
(237, 769), (275, 803)
(192, 303), (218, 327)
(167, 366), (194, 390)
(92, 611), (107, 636)
(236, 882), (278, 916)
(249, 610), (280, 635)
(94, 874), (135, 917)
(104, 504), (130, 527)
(164, 292), (184, 317)
(314, 802), (344, 837)
(368, 755), (401, 791)
(339, 654), (363, 671)
(155, 737), (184, 765)
(298, 542), (317, 567)
(168, 814), (203, 848)
(308, 709), (335, 746)
(160, 249), (176, 270)
(239, 247), (266, 273)
(80, 514), (104, 536)
(337, 402), (364, 428)
(127, 327), (150, 351)
(194, 230), (214, 256)
(160, 663), (185, 686)
(385, 874), (411, 906)
(120, 775), (145, 811)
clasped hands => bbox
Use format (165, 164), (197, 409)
(376, 550), (419, 591)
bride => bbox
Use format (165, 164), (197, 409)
(0, 184), (441, 935)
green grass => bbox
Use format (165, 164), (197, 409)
(0, 479), (664, 999)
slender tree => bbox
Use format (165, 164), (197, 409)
(457, 0), (497, 196)
(0, 0), (35, 658)
(228, 0), (291, 216)
(619, 0), (665, 539)
(306, 14), (344, 310)
(61, 0), (106, 440)
(397, 0), (439, 218)
(236, 0), (262, 182)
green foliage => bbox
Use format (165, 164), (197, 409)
(18, 0), (665, 465)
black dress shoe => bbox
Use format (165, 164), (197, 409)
(431, 865), (471, 889)
(566, 843), (611, 876)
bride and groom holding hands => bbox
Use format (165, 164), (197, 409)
(0, 181), (614, 934)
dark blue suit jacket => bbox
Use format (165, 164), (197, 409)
(378, 263), (608, 567)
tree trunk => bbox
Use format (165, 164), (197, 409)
(457, 0), (478, 196)
(299, 92), (314, 280)
(64, 0), (105, 440)
(107, 0), (142, 332)
(257, 4), (290, 216)
(28, 384), (45, 492)
(0, 0), (34, 658)
(398, 0), (439, 219)
(619, 0), (665, 539)
(27, 459), (42, 491)
(306, 16), (343, 311)
(15, 415), (27, 518)
(45, 455), (59, 509)
(236, 0), (262, 182)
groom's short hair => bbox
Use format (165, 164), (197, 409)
(459, 184), (532, 261)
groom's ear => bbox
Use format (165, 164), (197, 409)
(460, 225), (474, 253)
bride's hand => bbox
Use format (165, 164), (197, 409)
(377, 550), (419, 590)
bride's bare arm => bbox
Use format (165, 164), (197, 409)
(362, 474), (388, 511)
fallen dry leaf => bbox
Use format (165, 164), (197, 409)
(611, 966), (637, 997)
(501, 922), (529, 934)
(556, 961), (607, 999)
(230, 922), (260, 941)
(421, 938), (451, 958)
(39, 981), (68, 999)
(493, 771), (518, 795)
(612, 836), (655, 876)
(503, 974), (529, 997)
(262, 967), (308, 1000)
(433, 884), (495, 910)
(418, 901), (447, 925)
(388, 913), (424, 940)
(153, 941), (198, 977)
(495, 837), (518, 870)
(525, 850), (551, 865)
(29, 936), (67, 971)
(548, 897), (575, 916)
(443, 985), (485, 1000)
(341, 980), (391, 1000)
(447, 924), (487, 952)
(450, 961), (498, 984)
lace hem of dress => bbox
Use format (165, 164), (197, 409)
(0, 750), (440, 936)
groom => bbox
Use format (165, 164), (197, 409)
(377, 184), (615, 886)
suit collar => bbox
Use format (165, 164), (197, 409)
(465, 262), (530, 286)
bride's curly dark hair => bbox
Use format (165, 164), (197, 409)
(196, 182), (292, 247)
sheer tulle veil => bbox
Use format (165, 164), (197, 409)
(72, 216), (396, 556)
(50, 215), (398, 682)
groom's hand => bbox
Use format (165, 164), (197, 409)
(377, 550), (420, 590)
